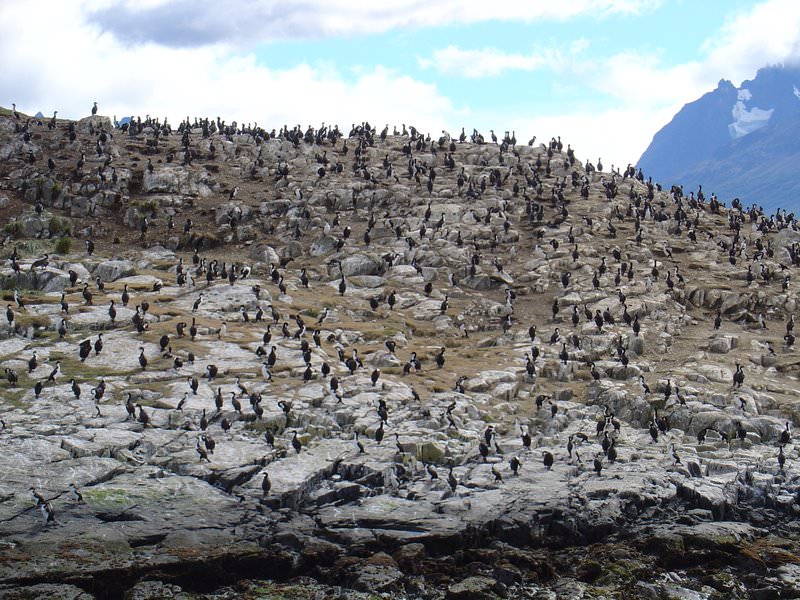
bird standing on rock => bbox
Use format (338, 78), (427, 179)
(291, 430), (302, 453)
(543, 451), (554, 470)
(447, 468), (458, 493)
(593, 454), (603, 476)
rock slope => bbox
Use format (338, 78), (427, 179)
(0, 110), (800, 598)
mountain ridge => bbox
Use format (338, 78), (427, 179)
(638, 64), (800, 212)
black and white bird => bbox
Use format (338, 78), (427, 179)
(46, 361), (61, 382)
(593, 454), (603, 476)
(780, 422), (791, 446)
(138, 347), (147, 369)
(38, 499), (56, 525)
(447, 467), (458, 493)
(68, 483), (84, 504)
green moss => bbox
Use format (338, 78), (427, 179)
(3, 221), (23, 237)
(82, 488), (130, 507)
(56, 356), (136, 379)
(245, 420), (269, 433)
(709, 534), (739, 546)
(48, 216), (71, 236)
(594, 560), (639, 588)
(54, 236), (72, 254)
(15, 240), (51, 256)
(245, 583), (316, 600)
(2, 289), (45, 301)
(0, 388), (25, 408)
(14, 313), (50, 330)
(135, 199), (159, 216)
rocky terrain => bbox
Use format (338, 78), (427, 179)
(1, 107), (800, 599)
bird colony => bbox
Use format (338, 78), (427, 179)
(0, 107), (799, 598)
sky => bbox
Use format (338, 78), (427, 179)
(3, 0), (800, 169)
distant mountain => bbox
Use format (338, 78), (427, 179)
(637, 65), (800, 214)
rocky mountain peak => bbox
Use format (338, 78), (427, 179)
(638, 64), (800, 213)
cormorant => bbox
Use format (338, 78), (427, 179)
(68, 483), (84, 504)
(593, 454), (603, 476)
(447, 467), (458, 493)
(435, 347), (446, 368)
(46, 361), (60, 382)
(542, 451), (554, 470)
(780, 422), (791, 446)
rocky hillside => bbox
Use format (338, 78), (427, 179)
(637, 64), (800, 214)
(1, 107), (800, 599)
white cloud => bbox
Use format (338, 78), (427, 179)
(453, 103), (679, 176)
(702, 0), (800, 83)
(418, 45), (571, 78)
(595, 0), (800, 111)
(588, 51), (707, 109)
(517, 0), (800, 168)
(80, 0), (661, 47)
(0, 1), (460, 132)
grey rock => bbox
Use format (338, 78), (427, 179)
(337, 253), (383, 277)
(250, 244), (280, 266)
(93, 259), (135, 282)
(310, 235), (338, 256)
(0, 584), (95, 599)
(447, 576), (499, 600)
(123, 581), (185, 600)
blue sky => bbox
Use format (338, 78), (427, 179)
(2, 0), (799, 169)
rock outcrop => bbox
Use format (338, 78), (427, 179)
(0, 110), (799, 598)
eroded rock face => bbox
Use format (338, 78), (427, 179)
(1, 114), (800, 599)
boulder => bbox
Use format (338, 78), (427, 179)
(76, 115), (113, 133)
(447, 576), (500, 600)
(337, 253), (383, 277)
(93, 259), (135, 282)
(250, 244), (280, 266)
(310, 235), (338, 256)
